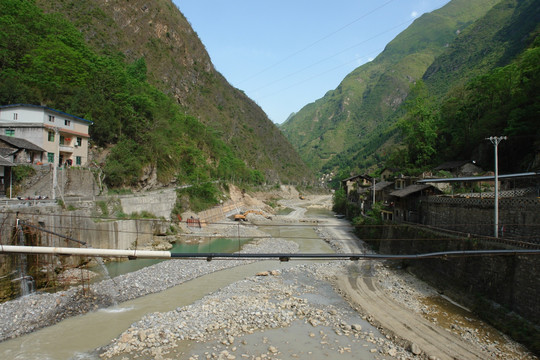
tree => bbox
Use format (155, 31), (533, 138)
(398, 81), (438, 167)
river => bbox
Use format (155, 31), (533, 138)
(0, 208), (383, 359)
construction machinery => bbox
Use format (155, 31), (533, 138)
(234, 210), (271, 221)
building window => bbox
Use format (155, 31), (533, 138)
(64, 120), (71, 126)
(47, 152), (54, 163)
(76, 156), (82, 165)
(60, 135), (65, 145)
(76, 137), (82, 147)
(13, 113), (18, 120)
(48, 115), (55, 122)
(5, 129), (14, 136)
(48, 131), (55, 142)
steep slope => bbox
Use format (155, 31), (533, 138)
(424, 0), (540, 96)
(35, 0), (311, 184)
(280, 0), (498, 173)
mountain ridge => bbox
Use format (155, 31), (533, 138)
(33, 0), (312, 184)
(280, 0), (500, 173)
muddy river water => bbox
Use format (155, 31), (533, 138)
(0, 209), (386, 359)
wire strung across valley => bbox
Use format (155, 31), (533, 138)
(2, 219), (538, 261)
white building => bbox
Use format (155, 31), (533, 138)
(0, 104), (93, 166)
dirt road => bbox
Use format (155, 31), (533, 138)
(299, 195), (528, 360)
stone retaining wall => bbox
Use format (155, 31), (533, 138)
(365, 224), (540, 325)
(196, 200), (245, 225)
(420, 196), (540, 242)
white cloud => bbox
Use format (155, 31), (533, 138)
(411, 11), (419, 18)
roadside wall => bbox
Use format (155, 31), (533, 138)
(21, 167), (99, 199)
(0, 205), (164, 251)
(420, 197), (540, 241)
(367, 224), (540, 325)
(119, 188), (177, 219)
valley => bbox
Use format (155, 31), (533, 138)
(0, 194), (535, 359)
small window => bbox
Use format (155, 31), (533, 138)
(5, 129), (14, 136)
(48, 115), (55, 122)
(13, 113), (18, 120)
(64, 120), (71, 126)
(60, 135), (65, 145)
(47, 152), (54, 163)
(76, 156), (82, 165)
(76, 137), (82, 147)
(48, 131), (55, 142)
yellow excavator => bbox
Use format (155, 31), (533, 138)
(234, 210), (271, 221)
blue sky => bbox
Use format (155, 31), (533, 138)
(175, 0), (451, 124)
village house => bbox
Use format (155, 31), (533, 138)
(0, 156), (14, 196)
(434, 160), (483, 177)
(0, 134), (45, 164)
(341, 174), (373, 204)
(0, 104), (93, 166)
(390, 184), (442, 222)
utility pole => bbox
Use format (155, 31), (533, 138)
(52, 128), (59, 200)
(372, 177), (376, 205)
(487, 136), (506, 238)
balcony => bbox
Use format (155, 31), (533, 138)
(59, 144), (74, 153)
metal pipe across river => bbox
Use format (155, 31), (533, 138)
(1, 244), (538, 260)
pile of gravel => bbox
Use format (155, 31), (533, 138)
(99, 263), (412, 359)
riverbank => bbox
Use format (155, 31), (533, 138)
(0, 194), (536, 360)
(0, 226), (298, 342)
(99, 195), (536, 360)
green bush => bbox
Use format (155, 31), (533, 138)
(11, 165), (36, 183)
(332, 188), (347, 214)
(177, 182), (220, 213)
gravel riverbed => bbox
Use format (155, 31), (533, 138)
(0, 197), (536, 360)
(0, 223), (297, 342)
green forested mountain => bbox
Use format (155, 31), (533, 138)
(0, 0), (311, 188)
(399, 0), (540, 172)
(280, 0), (539, 177)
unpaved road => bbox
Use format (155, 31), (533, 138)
(295, 195), (528, 360)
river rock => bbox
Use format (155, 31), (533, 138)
(410, 342), (422, 355)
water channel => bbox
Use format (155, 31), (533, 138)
(0, 208), (346, 357)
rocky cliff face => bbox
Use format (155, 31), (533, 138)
(36, 0), (311, 183)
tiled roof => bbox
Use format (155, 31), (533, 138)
(0, 156), (14, 167)
(0, 134), (45, 152)
(390, 184), (432, 198)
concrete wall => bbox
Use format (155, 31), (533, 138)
(119, 188), (177, 220)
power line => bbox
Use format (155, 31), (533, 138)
(6, 209), (540, 228)
(237, 0), (398, 85)
(249, 18), (415, 95)
(11, 219), (539, 251)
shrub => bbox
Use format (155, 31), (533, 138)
(12, 165), (36, 183)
